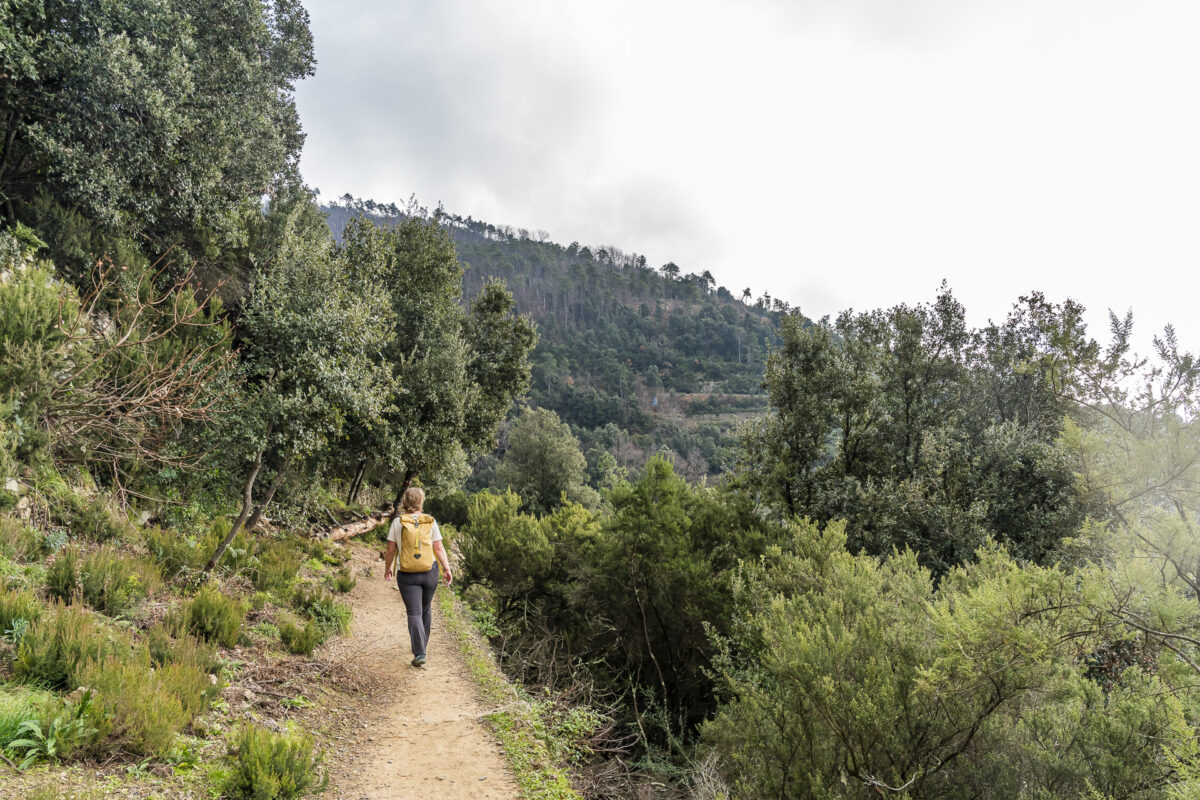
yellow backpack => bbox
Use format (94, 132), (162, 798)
(398, 513), (436, 573)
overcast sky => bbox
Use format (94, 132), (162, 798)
(295, 0), (1200, 351)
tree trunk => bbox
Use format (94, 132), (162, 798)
(245, 456), (293, 533)
(205, 449), (262, 572)
(389, 468), (416, 524)
(347, 459), (367, 504)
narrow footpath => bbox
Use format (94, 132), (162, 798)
(323, 543), (520, 800)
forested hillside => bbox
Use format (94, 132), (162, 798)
(324, 197), (782, 481)
(8, 3), (1200, 800)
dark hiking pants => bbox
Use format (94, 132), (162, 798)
(396, 562), (439, 657)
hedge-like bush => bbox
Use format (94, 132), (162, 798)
(278, 619), (322, 656)
(182, 584), (246, 648)
(223, 725), (327, 800)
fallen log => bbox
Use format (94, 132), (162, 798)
(317, 512), (389, 542)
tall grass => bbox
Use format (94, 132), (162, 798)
(0, 686), (55, 750)
(0, 517), (44, 562)
(0, 588), (43, 638)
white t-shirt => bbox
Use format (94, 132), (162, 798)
(386, 514), (442, 543)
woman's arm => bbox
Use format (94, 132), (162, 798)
(383, 539), (398, 579)
(432, 540), (453, 585)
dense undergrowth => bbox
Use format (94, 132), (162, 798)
(0, 473), (351, 798)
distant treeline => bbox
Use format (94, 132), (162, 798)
(323, 196), (786, 480)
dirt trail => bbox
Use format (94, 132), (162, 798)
(324, 545), (520, 800)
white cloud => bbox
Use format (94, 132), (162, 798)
(296, 0), (1200, 351)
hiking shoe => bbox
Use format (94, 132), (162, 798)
(411, 654), (426, 668)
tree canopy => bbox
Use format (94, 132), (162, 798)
(0, 0), (313, 256)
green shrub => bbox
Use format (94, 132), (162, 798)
(75, 502), (131, 542)
(291, 585), (350, 634)
(5, 704), (95, 768)
(327, 567), (356, 594)
(45, 546), (80, 604)
(143, 526), (208, 578)
(426, 490), (470, 528)
(250, 590), (270, 611)
(0, 554), (46, 595)
(183, 584), (246, 648)
(145, 621), (220, 674)
(80, 546), (161, 615)
(252, 541), (301, 593)
(252, 621), (280, 640)
(0, 588), (42, 641)
(13, 602), (126, 690)
(305, 538), (349, 567)
(44, 545), (161, 615)
(223, 724), (328, 800)
(303, 538), (327, 563)
(47, 487), (132, 542)
(144, 520), (252, 579)
(0, 517), (44, 562)
(209, 517), (255, 573)
(79, 652), (214, 756)
(278, 619), (322, 656)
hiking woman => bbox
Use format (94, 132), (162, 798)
(383, 487), (453, 667)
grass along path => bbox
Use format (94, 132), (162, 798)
(437, 588), (581, 800)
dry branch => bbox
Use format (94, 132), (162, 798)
(41, 256), (236, 475)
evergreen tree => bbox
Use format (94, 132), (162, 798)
(495, 407), (595, 514)
(206, 199), (394, 569)
(1, 0), (313, 260)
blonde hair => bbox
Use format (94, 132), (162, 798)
(399, 487), (425, 514)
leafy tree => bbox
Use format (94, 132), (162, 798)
(326, 195), (781, 483)
(496, 407), (595, 514)
(460, 456), (783, 746)
(0, 0), (313, 256)
(463, 282), (539, 456)
(205, 201), (394, 569)
(746, 288), (1089, 575)
(1045, 311), (1200, 695)
(337, 210), (535, 509)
